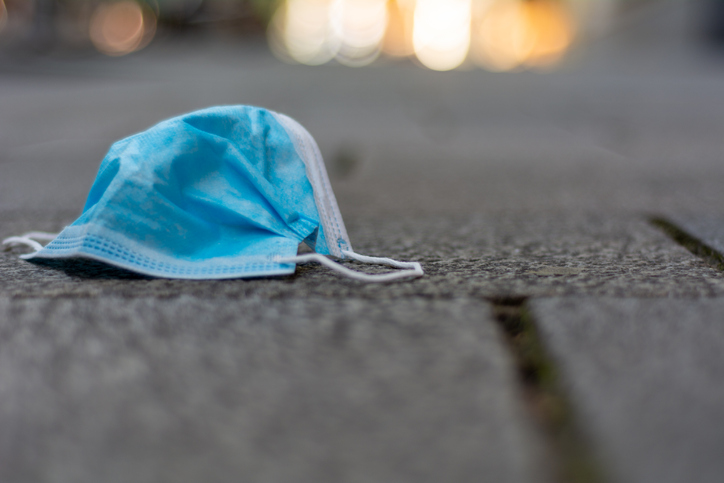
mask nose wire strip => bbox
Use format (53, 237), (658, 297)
(275, 250), (423, 283)
(2, 232), (59, 253)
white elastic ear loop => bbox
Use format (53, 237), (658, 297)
(275, 249), (423, 283)
(2, 231), (58, 253)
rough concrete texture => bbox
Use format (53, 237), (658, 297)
(3, 214), (724, 299)
(529, 297), (724, 483)
(0, 297), (544, 483)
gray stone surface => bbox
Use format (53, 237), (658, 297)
(4, 214), (724, 299)
(529, 297), (724, 483)
(0, 297), (543, 483)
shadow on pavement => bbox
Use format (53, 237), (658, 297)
(29, 258), (153, 280)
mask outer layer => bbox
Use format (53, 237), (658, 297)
(19, 106), (353, 279)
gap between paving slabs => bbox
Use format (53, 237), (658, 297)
(649, 217), (724, 271)
(489, 297), (606, 483)
(503, 217), (724, 483)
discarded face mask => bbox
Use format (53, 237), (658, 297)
(3, 106), (423, 282)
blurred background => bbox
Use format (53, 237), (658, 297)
(1, 0), (723, 70)
(3, 0), (724, 220)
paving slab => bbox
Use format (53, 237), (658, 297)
(0, 296), (544, 483)
(529, 297), (724, 483)
(3, 214), (724, 299)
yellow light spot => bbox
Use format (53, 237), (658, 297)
(413, 0), (472, 72)
(383, 0), (416, 57)
(524, 0), (574, 67)
(330, 0), (388, 66)
(473, 0), (574, 72)
(268, 0), (574, 71)
(278, 0), (337, 65)
(89, 1), (156, 56)
(473, 0), (532, 71)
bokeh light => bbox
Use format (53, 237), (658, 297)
(2, 0), (581, 71)
(275, 0), (338, 65)
(383, 0), (416, 57)
(330, 0), (388, 66)
(413, 0), (472, 71)
(89, 1), (157, 57)
(271, 0), (388, 66)
(270, 0), (577, 71)
(473, 0), (574, 71)
(474, 0), (532, 71)
(524, 0), (575, 67)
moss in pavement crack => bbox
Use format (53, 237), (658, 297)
(491, 298), (606, 483)
(650, 217), (724, 271)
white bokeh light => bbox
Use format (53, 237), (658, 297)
(330, 0), (388, 66)
(413, 0), (472, 71)
(282, 0), (338, 65)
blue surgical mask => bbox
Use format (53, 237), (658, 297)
(3, 106), (422, 282)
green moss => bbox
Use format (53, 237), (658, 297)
(650, 217), (724, 271)
(491, 299), (607, 483)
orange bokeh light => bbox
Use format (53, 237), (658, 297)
(270, 0), (576, 71)
(473, 0), (574, 71)
(89, 1), (156, 56)
(383, 0), (416, 57)
(525, 0), (575, 66)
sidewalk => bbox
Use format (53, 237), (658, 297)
(2, 3), (724, 482)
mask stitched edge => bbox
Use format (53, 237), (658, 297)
(270, 112), (351, 258)
(17, 224), (299, 280)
